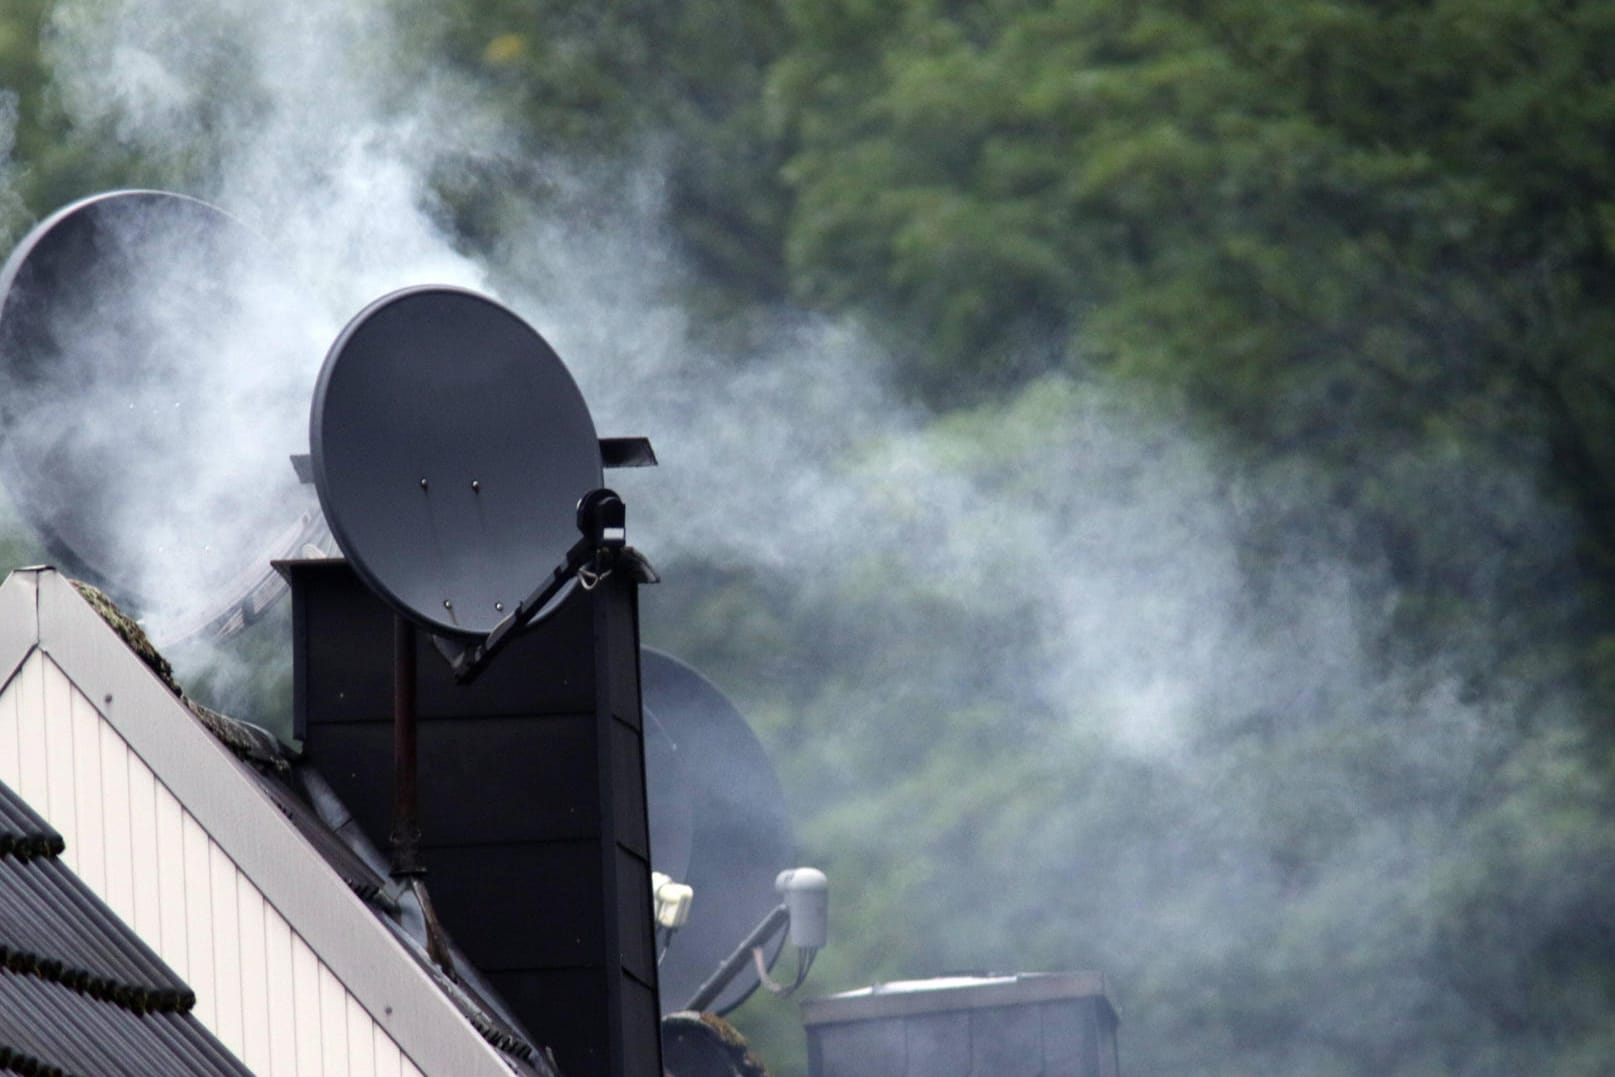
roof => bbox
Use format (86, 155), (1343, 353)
(0, 566), (557, 1077)
(0, 774), (253, 1076)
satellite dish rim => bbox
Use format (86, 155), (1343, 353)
(0, 188), (262, 301)
(309, 283), (602, 639)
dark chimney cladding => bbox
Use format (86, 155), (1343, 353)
(801, 972), (1120, 1077)
(278, 557), (662, 1077)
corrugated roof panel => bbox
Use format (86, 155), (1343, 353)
(0, 970), (250, 1076)
(0, 778), (62, 856)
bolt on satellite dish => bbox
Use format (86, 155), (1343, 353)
(0, 189), (329, 646)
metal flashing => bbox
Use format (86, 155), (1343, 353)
(27, 568), (519, 1077)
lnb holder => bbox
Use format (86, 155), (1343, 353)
(577, 488), (626, 550)
(444, 488), (627, 684)
(775, 867), (829, 950)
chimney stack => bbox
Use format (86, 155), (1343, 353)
(281, 557), (662, 1077)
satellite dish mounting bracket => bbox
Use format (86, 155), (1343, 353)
(441, 488), (629, 684)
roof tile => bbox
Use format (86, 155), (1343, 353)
(0, 778), (252, 1076)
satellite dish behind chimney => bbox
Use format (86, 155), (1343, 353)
(0, 189), (324, 644)
(642, 649), (795, 1015)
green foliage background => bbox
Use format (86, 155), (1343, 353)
(4, 2), (1615, 1075)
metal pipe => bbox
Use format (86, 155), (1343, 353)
(388, 617), (454, 976)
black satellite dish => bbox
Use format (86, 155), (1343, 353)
(0, 189), (325, 643)
(642, 649), (795, 1016)
(309, 285), (603, 639)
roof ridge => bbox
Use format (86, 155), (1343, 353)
(68, 578), (292, 775)
(69, 579), (181, 695)
(186, 699), (291, 774)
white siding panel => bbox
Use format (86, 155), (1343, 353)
(65, 677), (104, 889)
(0, 656), (19, 782)
(402, 1056), (428, 1077)
(154, 781), (191, 971)
(16, 654), (50, 827)
(373, 1025), (404, 1077)
(239, 886), (272, 1074)
(126, 757), (162, 941)
(347, 994), (377, 1076)
(182, 809), (217, 1029)
(210, 839), (245, 1050)
(292, 934), (324, 1077)
(98, 721), (135, 922)
(265, 907), (298, 1077)
(43, 657), (78, 849)
(319, 963), (350, 1077)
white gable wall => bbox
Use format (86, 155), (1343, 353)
(0, 650), (423, 1077)
(0, 569), (520, 1077)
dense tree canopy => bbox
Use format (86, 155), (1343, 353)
(2, 2), (1614, 1075)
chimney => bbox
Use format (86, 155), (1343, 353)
(280, 557), (663, 1077)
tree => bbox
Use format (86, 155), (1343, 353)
(397, 0), (795, 319)
(750, 2), (1615, 1072)
(765, 0), (1615, 744)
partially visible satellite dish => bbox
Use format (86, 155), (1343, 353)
(0, 189), (323, 644)
(309, 286), (602, 638)
(642, 649), (795, 1015)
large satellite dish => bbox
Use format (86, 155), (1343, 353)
(309, 286), (603, 638)
(0, 189), (324, 644)
(643, 649), (795, 1015)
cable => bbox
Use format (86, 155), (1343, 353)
(750, 944), (818, 997)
